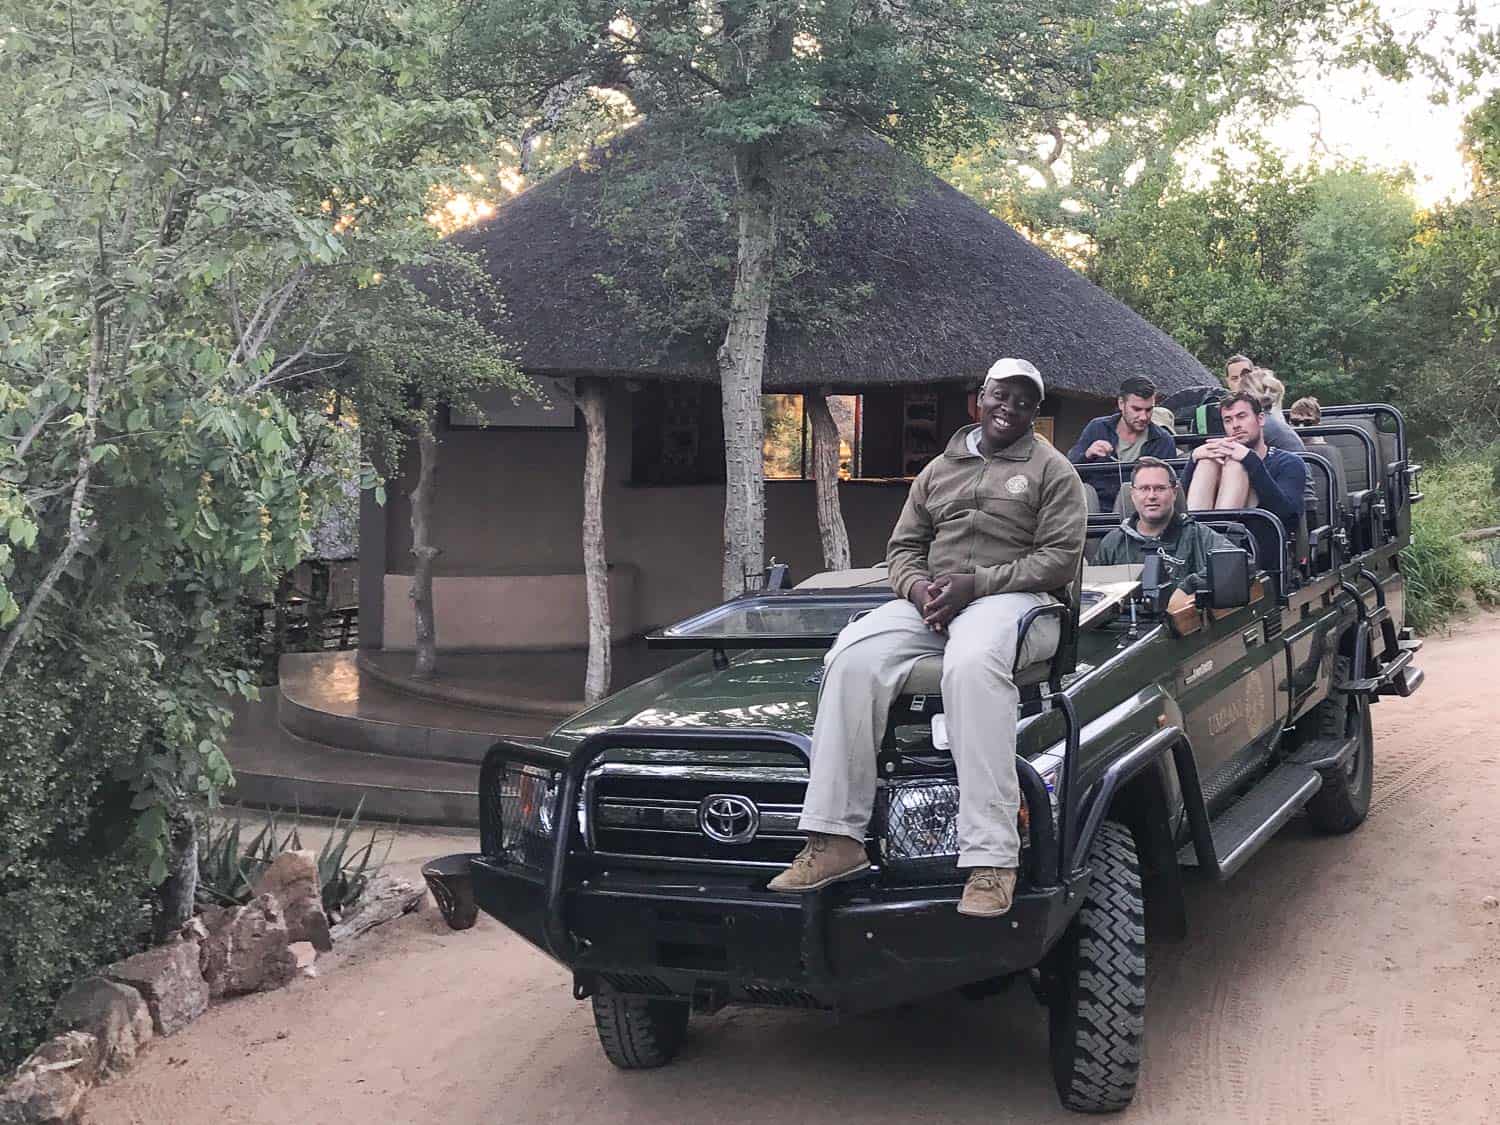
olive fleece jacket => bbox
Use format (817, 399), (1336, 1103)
(887, 426), (1088, 601)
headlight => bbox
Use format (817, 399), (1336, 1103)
(498, 763), (560, 867)
(876, 765), (1057, 880)
(879, 778), (960, 869)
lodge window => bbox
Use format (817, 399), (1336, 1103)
(762, 393), (863, 480)
(628, 382), (993, 485)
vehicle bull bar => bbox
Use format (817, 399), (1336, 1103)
(481, 722), (1074, 969)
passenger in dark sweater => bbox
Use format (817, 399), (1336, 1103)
(1182, 391), (1306, 575)
(1066, 375), (1178, 509)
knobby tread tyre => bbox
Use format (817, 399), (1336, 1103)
(1305, 656), (1374, 834)
(591, 991), (690, 1070)
(1048, 820), (1146, 1114)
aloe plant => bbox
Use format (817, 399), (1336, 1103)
(197, 804), (393, 914)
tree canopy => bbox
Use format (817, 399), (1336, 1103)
(0, 0), (521, 1064)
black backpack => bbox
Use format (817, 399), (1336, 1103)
(1162, 386), (1226, 436)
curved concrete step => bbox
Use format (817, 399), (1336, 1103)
(226, 695), (480, 828)
(278, 653), (552, 765)
(227, 731), (480, 828)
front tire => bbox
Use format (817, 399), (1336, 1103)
(1047, 821), (1146, 1113)
(591, 990), (690, 1069)
(1305, 657), (1374, 834)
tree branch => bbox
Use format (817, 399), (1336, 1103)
(605, 28), (726, 95)
(0, 297), (105, 679)
(232, 269), (308, 368)
(12, 401), (61, 460)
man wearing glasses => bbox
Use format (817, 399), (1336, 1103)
(768, 359), (1087, 919)
(1093, 457), (1232, 581)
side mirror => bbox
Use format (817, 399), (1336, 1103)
(1207, 547), (1251, 609)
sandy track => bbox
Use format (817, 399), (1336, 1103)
(87, 618), (1500, 1124)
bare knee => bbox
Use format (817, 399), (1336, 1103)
(1187, 461), (1221, 508)
(1216, 461), (1251, 508)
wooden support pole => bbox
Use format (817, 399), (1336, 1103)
(579, 379), (612, 703)
(409, 413), (440, 679)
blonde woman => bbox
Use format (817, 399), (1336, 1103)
(1232, 365), (1304, 454)
(1261, 371), (1286, 417)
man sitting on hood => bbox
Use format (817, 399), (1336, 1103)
(1093, 457), (1232, 582)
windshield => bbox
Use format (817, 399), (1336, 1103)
(650, 565), (1145, 653)
(649, 590), (895, 649)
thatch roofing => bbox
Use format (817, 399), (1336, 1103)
(444, 124), (1215, 397)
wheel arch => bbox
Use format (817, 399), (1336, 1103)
(1072, 722), (1189, 944)
(1102, 755), (1188, 942)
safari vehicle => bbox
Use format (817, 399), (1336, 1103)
(422, 402), (1425, 1113)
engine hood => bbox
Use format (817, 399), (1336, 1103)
(546, 649), (824, 752)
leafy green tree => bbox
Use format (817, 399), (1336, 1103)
(460, 0), (1436, 595)
(1389, 90), (1500, 452)
(1085, 151), (1422, 405)
(448, 6), (1183, 589)
(0, 0), (520, 1059)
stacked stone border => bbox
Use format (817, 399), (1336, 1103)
(0, 852), (424, 1125)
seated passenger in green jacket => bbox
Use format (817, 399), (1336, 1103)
(1094, 457), (1232, 585)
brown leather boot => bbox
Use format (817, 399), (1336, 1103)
(767, 833), (870, 892)
(957, 867), (1018, 917)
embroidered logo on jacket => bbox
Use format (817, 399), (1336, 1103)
(1005, 474), (1029, 495)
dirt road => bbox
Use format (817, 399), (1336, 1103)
(88, 617), (1500, 1124)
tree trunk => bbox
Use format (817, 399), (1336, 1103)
(154, 811), (197, 942)
(806, 387), (852, 572)
(409, 417), (440, 679)
(713, 7), (790, 598)
(716, 143), (776, 597)
(578, 379), (612, 703)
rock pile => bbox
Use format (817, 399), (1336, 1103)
(0, 851), (425, 1125)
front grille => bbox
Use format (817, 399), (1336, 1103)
(587, 764), (807, 866)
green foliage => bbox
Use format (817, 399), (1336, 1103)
(462, 0), (1369, 361)
(0, 0), (522, 885)
(0, 0), (524, 1066)
(311, 805), (392, 916)
(1086, 151), (1422, 395)
(1402, 458), (1500, 634)
(0, 859), (151, 1071)
(196, 805), (392, 915)
(1051, 123), (1500, 459)
(1389, 92), (1500, 455)
(0, 612), (157, 1069)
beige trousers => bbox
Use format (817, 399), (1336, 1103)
(798, 592), (1059, 868)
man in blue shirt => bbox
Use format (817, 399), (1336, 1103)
(1182, 391), (1306, 580)
(1066, 376), (1178, 509)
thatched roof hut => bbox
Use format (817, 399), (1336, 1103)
(444, 124), (1214, 397)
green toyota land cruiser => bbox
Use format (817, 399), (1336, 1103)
(422, 403), (1425, 1113)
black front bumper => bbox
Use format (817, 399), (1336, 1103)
(465, 855), (1084, 1014)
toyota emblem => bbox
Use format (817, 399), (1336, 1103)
(698, 793), (760, 845)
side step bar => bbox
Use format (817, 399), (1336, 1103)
(1176, 761), (1323, 880)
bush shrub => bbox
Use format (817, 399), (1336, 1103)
(0, 614), (159, 1070)
(1402, 457), (1500, 633)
